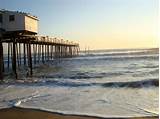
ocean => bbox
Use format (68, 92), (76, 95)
(0, 48), (158, 118)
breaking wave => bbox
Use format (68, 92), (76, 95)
(101, 79), (158, 88)
(12, 78), (159, 89)
(80, 48), (158, 57)
(37, 72), (124, 79)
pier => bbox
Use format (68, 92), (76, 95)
(0, 10), (79, 79)
(0, 34), (79, 79)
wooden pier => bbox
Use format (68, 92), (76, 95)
(0, 9), (80, 79)
(0, 34), (79, 79)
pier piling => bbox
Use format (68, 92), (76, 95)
(12, 38), (17, 79)
(0, 40), (3, 80)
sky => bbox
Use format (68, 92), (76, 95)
(0, 0), (159, 50)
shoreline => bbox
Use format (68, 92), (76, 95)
(0, 107), (158, 119)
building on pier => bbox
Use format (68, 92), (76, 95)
(0, 9), (38, 35)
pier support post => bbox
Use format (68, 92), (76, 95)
(55, 45), (57, 58)
(23, 43), (26, 66)
(42, 45), (44, 63)
(33, 44), (37, 64)
(7, 43), (10, 70)
(0, 39), (3, 80)
(28, 43), (32, 75)
(45, 45), (47, 61)
(12, 38), (17, 79)
(16, 43), (20, 67)
(18, 43), (21, 66)
(51, 45), (52, 59)
(58, 46), (60, 58)
(47, 45), (49, 61)
(38, 44), (40, 63)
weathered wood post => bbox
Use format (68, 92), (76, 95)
(69, 46), (71, 57)
(55, 45), (57, 58)
(16, 43), (20, 67)
(61, 46), (63, 57)
(47, 45), (49, 61)
(60, 46), (62, 58)
(23, 43), (26, 66)
(0, 37), (3, 80)
(53, 45), (55, 58)
(36, 44), (37, 63)
(19, 43), (21, 65)
(38, 44), (40, 63)
(62, 46), (65, 57)
(7, 43), (10, 70)
(56, 45), (58, 58)
(58, 46), (61, 58)
(42, 45), (44, 63)
(65, 46), (67, 57)
(51, 45), (53, 59)
(33, 44), (37, 64)
(12, 37), (17, 79)
(28, 42), (32, 75)
(66, 46), (69, 57)
(44, 45), (47, 61)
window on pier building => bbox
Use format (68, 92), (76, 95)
(0, 14), (2, 23)
(9, 15), (15, 22)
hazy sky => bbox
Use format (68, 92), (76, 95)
(0, 0), (158, 50)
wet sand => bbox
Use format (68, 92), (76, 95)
(0, 107), (158, 119)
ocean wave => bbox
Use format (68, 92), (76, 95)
(35, 67), (158, 80)
(98, 55), (158, 61)
(4, 106), (158, 119)
(69, 72), (124, 79)
(149, 69), (159, 75)
(12, 78), (159, 89)
(142, 65), (159, 69)
(35, 72), (124, 80)
(132, 69), (159, 77)
(44, 80), (96, 87)
(80, 48), (159, 57)
(45, 78), (158, 88)
(74, 55), (159, 63)
(101, 79), (158, 88)
(6, 91), (40, 107)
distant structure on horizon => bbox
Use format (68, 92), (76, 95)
(0, 9), (38, 35)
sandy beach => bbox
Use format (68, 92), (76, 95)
(0, 107), (158, 119)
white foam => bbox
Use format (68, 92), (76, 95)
(0, 84), (157, 118)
